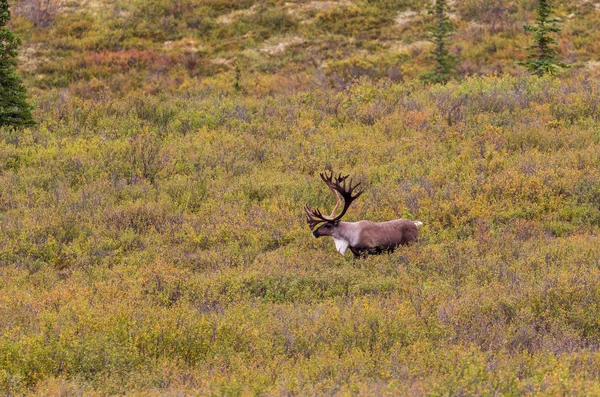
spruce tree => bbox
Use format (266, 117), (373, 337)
(421, 0), (457, 84)
(519, 0), (569, 77)
(0, 0), (35, 127)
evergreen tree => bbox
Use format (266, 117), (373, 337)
(0, 0), (35, 127)
(421, 0), (457, 84)
(519, 0), (569, 77)
(233, 62), (242, 93)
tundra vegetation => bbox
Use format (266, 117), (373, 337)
(0, 0), (34, 127)
(2, 0), (600, 395)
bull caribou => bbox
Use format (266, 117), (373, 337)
(305, 171), (422, 257)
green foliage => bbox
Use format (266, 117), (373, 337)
(519, 0), (569, 77)
(315, 4), (384, 38)
(3, 0), (600, 395)
(0, 0), (34, 127)
(2, 74), (600, 394)
(365, 0), (422, 11)
(421, 0), (457, 84)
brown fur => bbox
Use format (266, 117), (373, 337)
(313, 219), (420, 257)
(351, 220), (418, 249)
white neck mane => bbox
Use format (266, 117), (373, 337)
(333, 237), (350, 255)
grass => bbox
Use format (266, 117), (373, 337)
(3, 0), (600, 395)
(3, 73), (600, 395)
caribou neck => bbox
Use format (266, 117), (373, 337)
(331, 222), (360, 246)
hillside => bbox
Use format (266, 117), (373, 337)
(11, 0), (600, 92)
(3, 0), (600, 395)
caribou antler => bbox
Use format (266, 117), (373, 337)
(305, 170), (363, 230)
(305, 204), (331, 230)
(320, 171), (363, 221)
(322, 172), (346, 218)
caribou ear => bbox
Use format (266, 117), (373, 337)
(333, 219), (340, 226)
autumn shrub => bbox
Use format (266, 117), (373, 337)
(366, 0), (422, 12)
(199, 0), (254, 13)
(16, 0), (57, 28)
(4, 0), (600, 392)
(315, 4), (387, 38)
(244, 7), (297, 36)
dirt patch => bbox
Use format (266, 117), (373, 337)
(586, 60), (600, 69)
(261, 36), (305, 56)
(211, 57), (233, 66)
(394, 10), (418, 27)
(286, 0), (352, 21)
(301, 0), (352, 11)
(216, 5), (258, 24)
(164, 38), (205, 53)
(390, 40), (431, 54)
(17, 43), (48, 73)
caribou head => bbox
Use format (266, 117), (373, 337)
(305, 171), (423, 257)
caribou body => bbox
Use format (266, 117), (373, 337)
(305, 171), (422, 257)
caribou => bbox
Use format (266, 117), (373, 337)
(305, 171), (423, 257)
